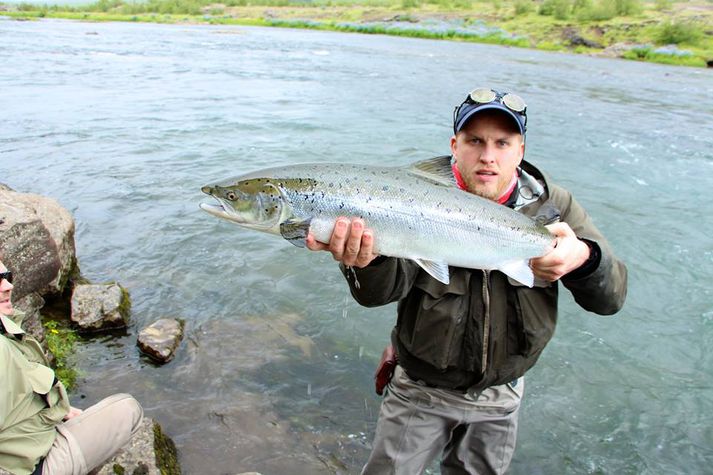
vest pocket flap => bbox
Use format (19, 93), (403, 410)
(25, 362), (56, 395)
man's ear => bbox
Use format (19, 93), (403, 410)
(519, 141), (525, 163)
(450, 135), (458, 158)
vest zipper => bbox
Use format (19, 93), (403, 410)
(481, 270), (491, 374)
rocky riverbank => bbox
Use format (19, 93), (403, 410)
(0, 183), (182, 474)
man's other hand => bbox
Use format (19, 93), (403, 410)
(530, 222), (590, 282)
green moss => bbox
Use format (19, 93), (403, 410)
(153, 421), (181, 475)
(112, 464), (126, 475)
(117, 284), (132, 320)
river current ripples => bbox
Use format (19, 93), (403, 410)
(1, 17), (712, 474)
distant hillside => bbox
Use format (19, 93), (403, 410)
(1, 0), (711, 67)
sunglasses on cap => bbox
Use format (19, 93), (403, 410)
(453, 87), (527, 134)
(0, 271), (13, 284)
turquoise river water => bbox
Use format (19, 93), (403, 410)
(1, 17), (712, 474)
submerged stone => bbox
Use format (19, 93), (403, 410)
(137, 318), (185, 363)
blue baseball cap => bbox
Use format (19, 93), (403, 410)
(453, 88), (527, 136)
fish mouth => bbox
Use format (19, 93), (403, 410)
(199, 199), (244, 223)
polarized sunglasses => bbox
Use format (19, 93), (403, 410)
(0, 271), (13, 284)
(453, 87), (528, 133)
(466, 88), (527, 113)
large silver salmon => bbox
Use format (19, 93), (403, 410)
(199, 156), (554, 287)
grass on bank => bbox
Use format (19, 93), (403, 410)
(1, 0), (711, 67)
(44, 320), (79, 389)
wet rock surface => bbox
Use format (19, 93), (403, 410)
(137, 318), (185, 363)
(71, 283), (130, 332)
(93, 417), (181, 475)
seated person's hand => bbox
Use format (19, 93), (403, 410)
(530, 222), (590, 282)
(63, 406), (83, 421)
(306, 217), (378, 268)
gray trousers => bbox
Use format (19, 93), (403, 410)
(42, 393), (143, 475)
(362, 366), (523, 475)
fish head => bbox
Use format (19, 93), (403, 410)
(200, 177), (288, 234)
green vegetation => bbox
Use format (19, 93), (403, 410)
(1, 0), (711, 67)
(43, 320), (79, 389)
(153, 421), (181, 475)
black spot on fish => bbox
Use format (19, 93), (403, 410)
(382, 186), (389, 191)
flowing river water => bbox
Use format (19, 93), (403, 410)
(1, 17), (712, 474)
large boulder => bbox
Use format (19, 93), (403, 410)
(0, 184), (77, 300)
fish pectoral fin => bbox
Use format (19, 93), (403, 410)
(280, 218), (312, 248)
(499, 260), (535, 288)
(414, 259), (450, 285)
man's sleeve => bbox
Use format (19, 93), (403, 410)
(550, 185), (628, 315)
(339, 256), (420, 308)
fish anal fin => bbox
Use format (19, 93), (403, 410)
(280, 218), (312, 248)
(414, 258), (450, 285)
(499, 260), (535, 288)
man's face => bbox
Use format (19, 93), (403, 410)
(450, 111), (524, 201)
(0, 261), (13, 316)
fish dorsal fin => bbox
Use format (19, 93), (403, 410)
(499, 260), (535, 288)
(407, 156), (458, 187)
(414, 258), (450, 285)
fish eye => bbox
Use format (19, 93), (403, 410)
(226, 192), (237, 201)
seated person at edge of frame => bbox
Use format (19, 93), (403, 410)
(0, 255), (144, 475)
(307, 87), (628, 474)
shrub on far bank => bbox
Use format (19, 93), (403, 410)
(538, 0), (641, 21)
(538, 0), (571, 19)
(654, 0), (672, 10)
(513, 0), (534, 14)
(654, 20), (703, 45)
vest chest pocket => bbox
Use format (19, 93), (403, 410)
(401, 269), (470, 370)
(508, 283), (558, 358)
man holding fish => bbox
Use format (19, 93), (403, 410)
(306, 88), (628, 474)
